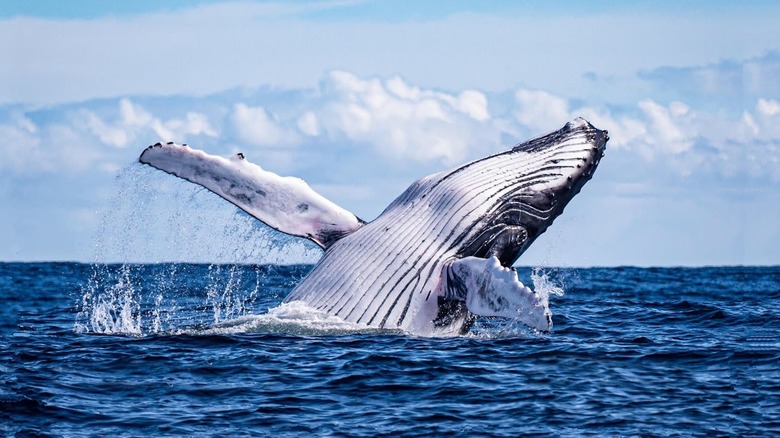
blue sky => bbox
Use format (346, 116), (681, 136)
(1, 1), (779, 266)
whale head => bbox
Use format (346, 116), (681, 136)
(455, 118), (609, 267)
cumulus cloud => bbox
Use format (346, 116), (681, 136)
(3, 70), (780, 184)
(728, 98), (780, 180)
(0, 115), (109, 175)
(637, 100), (696, 154)
(509, 85), (780, 181)
(311, 71), (498, 164)
(0, 113), (43, 174)
(757, 98), (780, 117)
(296, 111), (320, 137)
(3, 68), (780, 266)
(232, 103), (298, 147)
(156, 112), (218, 141)
(79, 99), (217, 148)
(0, 98), (218, 176)
(511, 87), (695, 156)
(80, 99), (150, 148)
(514, 89), (570, 133)
(732, 99), (780, 145)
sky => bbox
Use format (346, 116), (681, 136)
(1, 0), (779, 266)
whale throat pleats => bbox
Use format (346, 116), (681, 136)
(284, 118), (608, 335)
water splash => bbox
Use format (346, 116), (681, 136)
(74, 163), (321, 336)
(75, 264), (143, 335)
(205, 264), (261, 324)
(531, 267), (566, 302)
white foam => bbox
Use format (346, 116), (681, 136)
(184, 301), (381, 336)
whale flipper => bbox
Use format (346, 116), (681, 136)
(139, 143), (364, 248)
(438, 256), (551, 332)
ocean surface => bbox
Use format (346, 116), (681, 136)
(2, 262), (779, 436)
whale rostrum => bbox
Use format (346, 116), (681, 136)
(139, 117), (608, 336)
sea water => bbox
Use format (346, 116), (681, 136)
(2, 262), (779, 436)
(2, 167), (779, 436)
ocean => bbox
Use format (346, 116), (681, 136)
(2, 262), (779, 436)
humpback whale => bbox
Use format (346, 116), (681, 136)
(139, 118), (608, 336)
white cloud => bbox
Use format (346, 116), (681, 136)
(12, 111), (37, 134)
(730, 98), (780, 180)
(232, 103), (298, 147)
(155, 111), (218, 141)
(3, 68), (780, 266)
(0, 116), (44, 174)
(80, 98), (217, 148)
(637, 99), (697, 154)
(3, 70), (780, 185)
(296, 111), (320, 137)
(514, 89), (570, 133)
(0, 115), (111, 176)
(0, 98), (218, 177)
(455, 90), (490, 122)
(313, 71), (500, 164)
(80, 99), (145, 148)
(741, 111), (760, 137)
(733, 99), (780, 145)
(45, 123), (107, 174)
(757, 98), (780, 117)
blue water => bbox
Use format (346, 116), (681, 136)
(2, 262), (779, 436)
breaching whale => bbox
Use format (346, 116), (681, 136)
(139, 118), (608, 336)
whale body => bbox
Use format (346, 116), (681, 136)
(139, 118), (608, 336)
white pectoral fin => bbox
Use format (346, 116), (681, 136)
(440, 256), (552, 331)
(139, 142), (364, 248)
